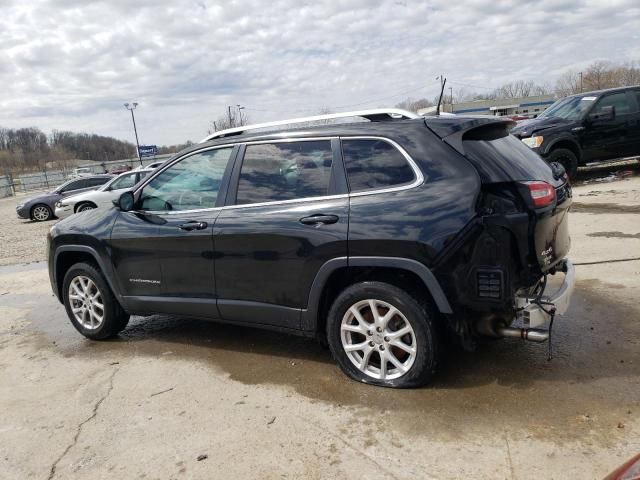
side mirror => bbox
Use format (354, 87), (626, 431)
(115, 191), (135, 211)
(588, 105), (615, 122)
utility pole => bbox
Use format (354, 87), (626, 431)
(124, 102), (143, 166)
(237, 104), (245, 126)
(435, 76), (447, 115)
(228, 106), (233, 128)
(579, 72), (583, 93)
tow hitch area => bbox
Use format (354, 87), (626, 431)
(497, 259), (576, 343)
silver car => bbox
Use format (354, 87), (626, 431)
(54, 169), (153, 220)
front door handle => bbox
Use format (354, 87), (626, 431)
(299, 214), (339, 226)
(178, 221), (208, 231)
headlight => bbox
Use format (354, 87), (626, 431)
(56, 202), (65, 208)
(522, 136), (544, 148)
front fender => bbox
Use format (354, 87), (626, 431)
(539, 134), (581, 158)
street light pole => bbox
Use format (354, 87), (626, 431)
(124, 102), (143, 166)
(237, 104), (245, 126)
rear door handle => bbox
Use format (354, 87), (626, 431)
(299, 214), (339, 226)
(178, 221), (208, 231)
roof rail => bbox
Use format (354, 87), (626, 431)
(199, 108), (420, 143)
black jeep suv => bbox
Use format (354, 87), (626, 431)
(511, 85), (640, 177)
(47, 109), (575, 388)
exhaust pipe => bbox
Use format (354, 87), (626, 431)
(495, 327), (549, 343)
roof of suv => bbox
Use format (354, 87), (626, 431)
(188, 115), (516, 153)
(567, 84), (640, 98)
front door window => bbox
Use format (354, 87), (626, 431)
(139, 148), (233, 211)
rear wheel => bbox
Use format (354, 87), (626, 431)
(326, 281), (440, 388)
(547, 148), (578, 179)
(63, 262), (129, 340)
(31, 204), (52, 222)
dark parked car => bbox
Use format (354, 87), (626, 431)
(16, 174), (113, 222)
(511, 85), (640, 177)
(47, 109), (575, 388)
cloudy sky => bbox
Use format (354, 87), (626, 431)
(1, 0), (639, 145)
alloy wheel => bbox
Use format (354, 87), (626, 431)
(68, 275), (104, 330)
(32, 205), (50, 221)
(340, 299), (417, 381)
(79, 205), (95, 212)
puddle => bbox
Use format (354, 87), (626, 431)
(2, 266), (639, 444)
(588, 231), (640, 239)
(571, 202), (640, 214)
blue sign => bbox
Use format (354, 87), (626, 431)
(138, 145), (158, 157)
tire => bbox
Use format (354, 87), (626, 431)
(31, 204), (52, 222)
(76, 202), (96, 213)
(547, 148), (578, 179)
(62, 262), (130, 340)
(326, 281), (440, 388)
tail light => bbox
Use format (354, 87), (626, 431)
(523, 181), (555, 208)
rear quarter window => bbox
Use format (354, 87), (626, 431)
(462, 125), (554, 183)
(341, 139), (415, 192)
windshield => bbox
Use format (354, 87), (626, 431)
(98, 177), (117, 191)
(539, 95), (596, 120)
(53, 178), (77, 193)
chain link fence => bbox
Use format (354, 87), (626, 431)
(1, 155), (173, 198)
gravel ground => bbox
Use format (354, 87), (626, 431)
(0, 193), (54, 266)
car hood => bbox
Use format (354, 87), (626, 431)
(19, 192), (58, 206)
(511, 116), (575, 137)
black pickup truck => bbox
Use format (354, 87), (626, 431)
(511, 85), (640, 177)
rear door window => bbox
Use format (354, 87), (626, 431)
(235, 140), (333, 205)
(341, 139), (415, 192)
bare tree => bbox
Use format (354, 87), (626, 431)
(395, 97), (433, 113)
(610, 60), (640, 87)
(555, 70), (582, 96)
(208, 106), (250, 134)
(583, 60), (614, 90)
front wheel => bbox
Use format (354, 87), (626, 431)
(547, 148), (578, 179)
(76, 202), (96, 213)
(31, 204), (52, 222)
(62, 262), (130, 340)
(326, 281), (440, 388)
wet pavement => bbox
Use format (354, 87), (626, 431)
(1, 178), (639, 479)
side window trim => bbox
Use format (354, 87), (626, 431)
(329, 137), (348, 196)
(340, 136), (424, 197)
(132, 144), (238, 214)
(222, 144), (245, 207)
(221, 136), (423, 209)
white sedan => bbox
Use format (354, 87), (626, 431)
(55, 169), (153, 219)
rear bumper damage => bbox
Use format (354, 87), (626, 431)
(497, 258), (575, 343)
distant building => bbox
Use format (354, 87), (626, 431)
(418, 94), (556, 118)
